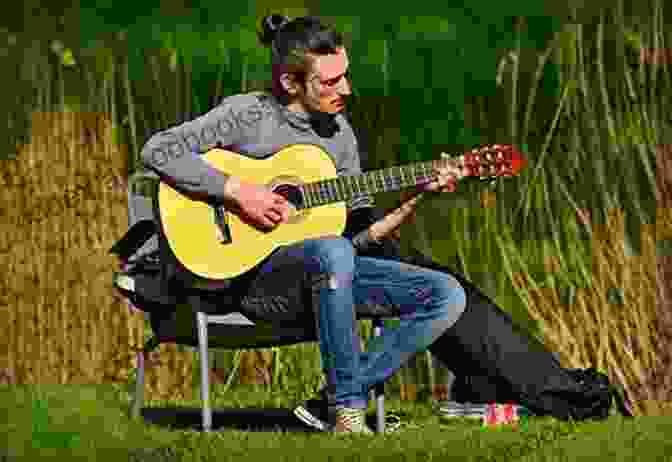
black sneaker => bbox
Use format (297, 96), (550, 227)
(293, 386), (403, 433)
(293, 386), (336, 432)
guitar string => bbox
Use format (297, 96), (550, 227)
(297, 149), (507, 209)
(302, 150), (518, 208)
(302, 161), (437, 208)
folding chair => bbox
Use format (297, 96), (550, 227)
(110, 170), (389, 433)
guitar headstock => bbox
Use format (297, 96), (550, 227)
(441, 144), (527, 182)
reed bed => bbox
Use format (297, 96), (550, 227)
(0, 110), (195, 401)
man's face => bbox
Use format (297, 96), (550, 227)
(286, 47), (351, 114)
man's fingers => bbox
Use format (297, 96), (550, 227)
(265, 212), (279, 224)
(268, 204), (290, 224)
(447, 176), (457, 192)
(423, 180), (439, 192)
(269, 207), (287, 221)
(432, 174), (457, 193)
(273, 194), (288, 206)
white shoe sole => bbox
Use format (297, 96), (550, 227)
(293, 405), (333, 432)
(435, 402), (488, 419)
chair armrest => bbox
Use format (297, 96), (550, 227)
(109, 219), (158, 261)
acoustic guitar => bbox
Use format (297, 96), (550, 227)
(157, 144), (526, 280)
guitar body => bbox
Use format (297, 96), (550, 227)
(157, 142), (526, 281)
(158, 144), (347, 280)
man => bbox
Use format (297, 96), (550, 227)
(142, 15), (466, 434)
(141, 15), (613, 434)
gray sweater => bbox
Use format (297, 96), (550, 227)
(140, 91), (379, 255)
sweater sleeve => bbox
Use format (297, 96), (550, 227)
(343, 206), (402, 260)
(140, 94), (260, 205)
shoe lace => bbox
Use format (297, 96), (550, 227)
(337, 408), (369, 431)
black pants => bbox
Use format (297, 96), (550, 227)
(404, 250), (596, 417)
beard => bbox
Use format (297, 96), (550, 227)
(307, 94), (348, 137)
(309, 110), (340, 138)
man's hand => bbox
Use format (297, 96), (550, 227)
(418, 155), (464, 194)
(368, 157), (463, 242)
(224, 176), (290, 232)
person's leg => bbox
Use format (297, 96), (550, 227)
(294, 253), (467, 410)
(291, 252), (467, 432)
(238, 238), (468, 421)
(348, 257), (467, 393)
(237, 235), (368, 410)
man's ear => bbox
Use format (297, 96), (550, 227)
(279, 73), (299, 95)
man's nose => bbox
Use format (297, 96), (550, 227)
(337, 75), (351, 95)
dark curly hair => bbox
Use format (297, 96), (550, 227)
(258, 15), (345, 101)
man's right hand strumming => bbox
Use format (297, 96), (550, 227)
(224, 176), (290, 232)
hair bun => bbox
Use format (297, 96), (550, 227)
(259, 14), (290, 45)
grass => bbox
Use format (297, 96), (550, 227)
(0, 382), (668, 462)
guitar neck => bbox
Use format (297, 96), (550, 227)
(297, 158), (455, 210)
(296, 144), (525, 210)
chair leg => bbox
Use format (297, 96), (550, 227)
(196, 311), (212, 432)
(372, 318), (385, 434)
(130, 350), (145, 421)
(130, 335), (160, 422)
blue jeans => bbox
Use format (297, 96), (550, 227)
(241, 236), (467, 409)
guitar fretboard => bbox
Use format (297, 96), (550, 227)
(297, 159), (451, 210)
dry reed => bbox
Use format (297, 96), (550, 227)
(0, 110), (194, 401)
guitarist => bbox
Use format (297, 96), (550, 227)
(143, 14), (465, 434)
(141, 15), (623, 434)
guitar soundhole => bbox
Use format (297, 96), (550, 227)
(272, 183), (304, 209)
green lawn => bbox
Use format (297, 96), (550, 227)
(1, 382), (669, 461)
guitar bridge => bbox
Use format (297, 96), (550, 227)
(213, 206), (232, 244)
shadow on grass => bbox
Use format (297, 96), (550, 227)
(138, 405), (321, 433)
